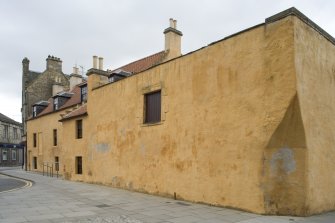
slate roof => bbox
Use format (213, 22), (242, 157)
(115, 51), (167, 74)
(0, 113), (22, 126)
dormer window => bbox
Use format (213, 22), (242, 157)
(52, 92), (73, 111)
(32, 101), (49, 117)
(53, 97), (59, 110)
(109, 70), (132, 83)
(81, 85), (87, 102)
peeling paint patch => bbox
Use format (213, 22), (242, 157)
(95, 143), (110, 153)
(270, 147), (296, 176)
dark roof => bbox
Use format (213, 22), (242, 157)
(59, 104), (87, 122)
(114, 51), (167, 74)
(0, 113), (22, 126)
(34, 85), (82, 118)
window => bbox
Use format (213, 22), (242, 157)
(81, 85), (87, 102)
(55, 156), (59, 171)
(33, 106), (37, 117)
(13, 127), (18, 139)
(75, 156), (82, 174)
(53, 129), (57, 146)
(3, 125), (9, 138)
(33, 157), (37, 169)
(11, 150), (16, 160)
(2, 150), (8, 161)
(53, 97), (59, 110)
(33, 133), (37, 147)
(76, 120), (82, 139)
(144, 91), (161, 124)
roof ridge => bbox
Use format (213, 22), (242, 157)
(114, 50), (166, 73)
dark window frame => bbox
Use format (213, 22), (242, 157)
(33, 156), (37, 169)
(144, 90), (161, 124)
(33, 133), (37, 147)
(81, 86), (88, 102)
(76, 120), (83, 139)
(53, 129), (57, 146)
(75, 156), (82, 174)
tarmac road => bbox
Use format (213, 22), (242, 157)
(0, 174), (27, 193)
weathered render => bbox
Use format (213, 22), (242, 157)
(26, 8), (335, 216)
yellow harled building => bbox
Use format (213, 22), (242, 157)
(27, 8), (335, 216)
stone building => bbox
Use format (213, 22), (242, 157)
(21, 55), (78, 133)
(0, 113), (23, 166)
(26, 8), (335, 216)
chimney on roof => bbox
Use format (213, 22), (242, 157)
(46, 55), (62, 72)
(98, 57), (103, 70)
(93, 56), (98, 69)
(69, 66), (83, 90)
(164, 18), (183, 61)
(52, 83), (64, 96)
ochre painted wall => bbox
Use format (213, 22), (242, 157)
(27, 111), (65, 174)
(27, 15), (335, 216)
(74, 16), (298, 214)
(294, 17), (335, 214)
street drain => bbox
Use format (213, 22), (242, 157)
(96, 204), (111, 208)
(176, 201), (191, 206)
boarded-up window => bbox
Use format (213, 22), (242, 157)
(53, 129), (57, 146)
(76, 156), (82, 174)
(33, 133), (37, 147)
(76, 120), (83, 139)
(144, 91), (161, 123)
(33, 156), (37, 169)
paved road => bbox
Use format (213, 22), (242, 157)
(0, 167), (334, 223)
(0, 174), (27, 193)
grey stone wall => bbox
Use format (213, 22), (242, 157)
(0, 121), (22, 144)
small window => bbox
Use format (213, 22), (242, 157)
(33, 133), (37, 147)
(13, 128), (18, 139)
(75, 156), (82, 174)
(2, 150), (8, 161)
(3, 125), (9, 138)
(55, 156), (59, 171)
(33, 106), (37, 117)
(144, 91), (161, 124)
(33, 156), (37, 169)
(53, 129), (57, 146)
(81, 86), (87, 102)
(76, 120), (83, 139)
(53, 97), (59, 110)
(11, 150), (16, 160)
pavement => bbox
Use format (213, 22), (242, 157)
(0, 167), (334, 223)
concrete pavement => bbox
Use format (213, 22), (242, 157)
(0, 167), (334, 223)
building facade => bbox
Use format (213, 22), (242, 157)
(26, 8), (335, 216)
(0, 113), (23, 166)
(22, 55), (71, 134)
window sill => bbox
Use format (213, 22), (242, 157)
(141, 121), (163, 127)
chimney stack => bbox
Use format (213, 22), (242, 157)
(98, 57), (103, 70)
(69, 66), (83, 90)
(93, 56), (98, 69)
(46, 55), (62, 72)
(164, 18), (183, 61)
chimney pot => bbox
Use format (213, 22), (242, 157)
(169, 18), (174, 28)
(93, 56), (98, 69)
(98, 57), (103, 70)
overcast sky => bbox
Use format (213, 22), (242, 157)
(0, 0), (334, 122)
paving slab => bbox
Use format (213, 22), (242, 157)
(0, 167), (334, 223)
